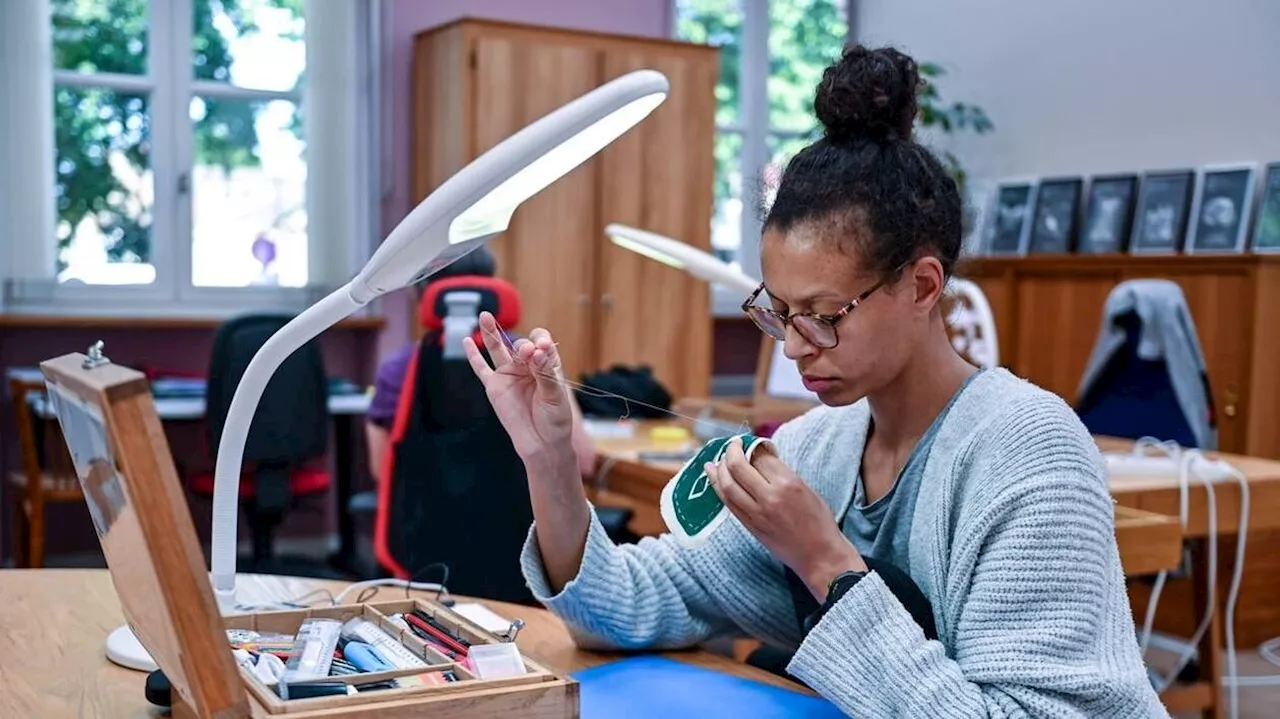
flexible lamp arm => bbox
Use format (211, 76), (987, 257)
(210, 284), (364, 610)
(206, 69), (669, 613)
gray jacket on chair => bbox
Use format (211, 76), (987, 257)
(1076, 278), (1216, 450)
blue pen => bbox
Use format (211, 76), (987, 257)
(343, 641), (395, 673)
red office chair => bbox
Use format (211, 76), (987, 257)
(373, 276), (536, 600)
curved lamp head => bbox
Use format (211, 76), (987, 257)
(605, 223), (759, 294)
(352, 71), (669, 304)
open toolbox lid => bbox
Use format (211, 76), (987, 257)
(39, 349), (249, 717)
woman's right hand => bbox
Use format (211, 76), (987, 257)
(463, 311), (576, 473)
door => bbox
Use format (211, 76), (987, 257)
(472, 36), (602, 383)
(595, 48), (718, 399)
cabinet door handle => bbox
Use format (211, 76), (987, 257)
(577, 294), (588, 307)
(601, 294), (614, 309)
(1224, 385), (1238, 419)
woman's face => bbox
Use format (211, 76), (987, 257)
(759, 223), (931, 406)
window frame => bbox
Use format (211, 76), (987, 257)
(3, 0), (380, 319)
(674, 0), (854, 316)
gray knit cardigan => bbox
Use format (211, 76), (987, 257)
(520, 368), (1169, 717)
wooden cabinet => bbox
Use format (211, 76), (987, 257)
(411, 19), (718, 399)
(959, 254), (1280, 459)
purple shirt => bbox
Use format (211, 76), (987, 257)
(368, 344), (415, 428)
(368, 332), (519, 429)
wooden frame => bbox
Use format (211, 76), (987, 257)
(1185, 163), (1256, 255)
(1249, 161), (1280, 253)
(40, 351), (247, 716)
(38, 349), (578, 718)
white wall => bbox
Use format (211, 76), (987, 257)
(857, 0), (1280, 182)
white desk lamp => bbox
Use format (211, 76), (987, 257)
(604, 223), (760, 294)
(105, 69), (670, 672)
(601, 223), (820, 433)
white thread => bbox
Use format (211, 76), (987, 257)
(489, 320), (753, 434)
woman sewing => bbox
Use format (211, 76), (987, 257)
(463, 44), (1166, 717)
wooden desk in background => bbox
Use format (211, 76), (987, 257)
(589, 422), (1280, 717)
(0, 570), (801, 718)
(587, 422), (1187, 576)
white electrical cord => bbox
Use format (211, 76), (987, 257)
(1152, 445), (1217, 693)
(223, 578), (451, 620)
(1122, 438), (1256, 719)
(1216, 454), (1250, 716)
(333, 579), (449, 606)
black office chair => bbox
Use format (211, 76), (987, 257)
(192, 313), (340, 577)
(1076, 310), (1213, 449)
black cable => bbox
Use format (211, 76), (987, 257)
(408, 562), (451, 605)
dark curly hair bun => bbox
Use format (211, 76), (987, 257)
(814, 44), (920, 143)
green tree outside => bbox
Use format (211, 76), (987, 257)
(51, 0), (303, 273)
(675, 0), (991, 245)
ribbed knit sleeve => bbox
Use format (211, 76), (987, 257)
(519, 501), (801, 652)
(786, 393), (1165, 717)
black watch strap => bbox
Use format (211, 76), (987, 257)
(802, 569), (866, 633)
(799, 557), (939, 640)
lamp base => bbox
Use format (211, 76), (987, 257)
(106, 624), (157, 672)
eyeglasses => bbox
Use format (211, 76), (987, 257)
(741, 263), (907, 349)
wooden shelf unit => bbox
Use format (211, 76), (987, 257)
(410, 18), (719, 399)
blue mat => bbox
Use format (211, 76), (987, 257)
(570, 656), (845, 718)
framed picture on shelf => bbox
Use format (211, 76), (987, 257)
(1027, 177), (1082, 254)
(1079, 174), (1137, 254)
(987, 180), (1037, 255)
(1251, 162), (1280, 253)
(1130, 169), (1195, 254)
(1186, 164), (1256, 254)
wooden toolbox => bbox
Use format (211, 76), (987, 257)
(38, 349), (578, 718)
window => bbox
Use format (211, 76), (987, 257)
(674, 0), (849, 293)
(52, 0), (306, 288)
(1, 0), (375, 315)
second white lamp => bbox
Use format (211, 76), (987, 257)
(209, 70), (670, 612)
(605, 223), (760, 294)
(604, 223), (821, 404)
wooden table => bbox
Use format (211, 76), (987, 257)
(0, 569), (801, 718)
(587, 422), (1280, 718)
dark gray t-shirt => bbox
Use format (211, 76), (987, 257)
(841, 370), (983, 570)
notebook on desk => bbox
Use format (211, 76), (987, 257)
(570, 656), (844, 718)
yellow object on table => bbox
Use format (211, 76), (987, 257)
(650, 425), (691, 445)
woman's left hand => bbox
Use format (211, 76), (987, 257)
(707, 437), (868, 601)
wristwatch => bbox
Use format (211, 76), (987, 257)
(803, 569), (868, 633)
